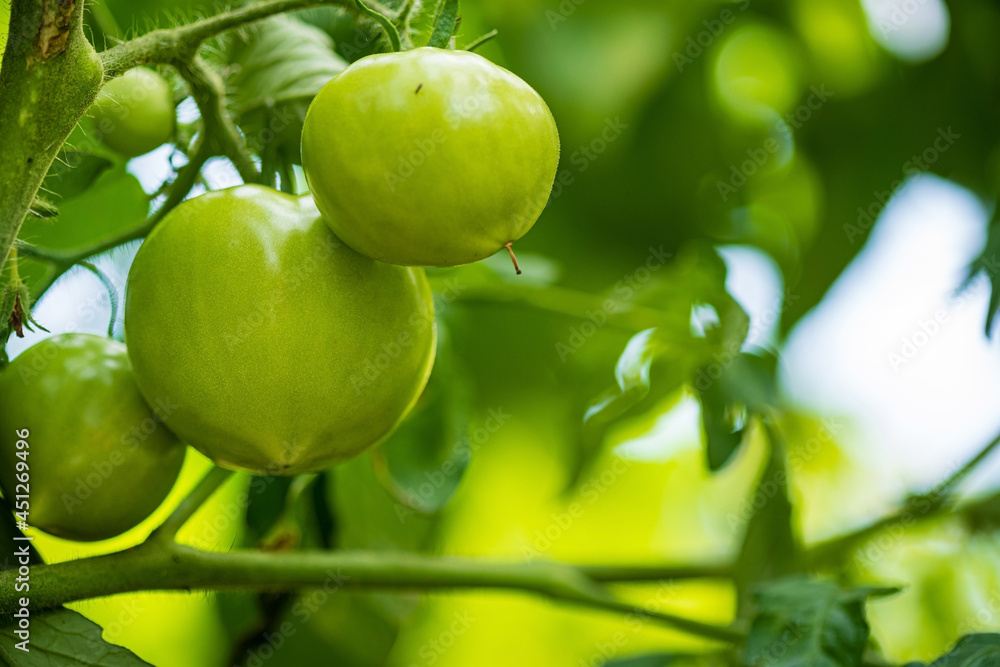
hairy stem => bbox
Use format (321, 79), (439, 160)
(0, 0), (103, 291)
(0, 542), (743, 643)
(99, 0), (380, 77)
(174, 57), (259, 183)
(18, 139), (211, 298)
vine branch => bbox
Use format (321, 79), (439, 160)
(0, 542), (743, 643)
(149, 466), (235, 542)
(99, 0), (390, 77)
(174, 56), (260, 183)
(805, 429), (1000, 566)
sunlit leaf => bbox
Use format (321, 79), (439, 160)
(0, 609), (151, 666)
(224, 15), (348, 163)
(19, 165), (148, 254)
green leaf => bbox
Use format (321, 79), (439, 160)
(42, 152), (115, 203)
(695, 352), (777, 471)
(0, 608), (151, 665)
(699, 386), (745, 472)
(18, 165), (148, 254)
(355, 0), (401, 52)
(427, 0), (459, 48)
(733, 427), (797, 614)
(965, 209), (1000, 336)
(923, 634), (1000, 666)
(583, 245), (746, 437)
(574, 244), (749, 484)
(242, 475), (295, 545)
(224, 15), (348, 163)
(744, 577), (890, 667)
(377, 327), (473, 514)
(583, 327), (661, 430)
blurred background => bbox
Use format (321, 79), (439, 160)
(7, 0), (1000, 663)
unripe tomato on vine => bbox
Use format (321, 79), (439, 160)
(123, 185), (437, 475)
(89, 68), (176, 158)
(0, 334), (186, 542)
(301, 47), (560, 270)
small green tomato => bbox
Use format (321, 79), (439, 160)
(90, 68), (175, 158)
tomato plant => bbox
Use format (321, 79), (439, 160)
(1, 0), (1000, 665)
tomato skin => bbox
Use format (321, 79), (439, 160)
(0, 334), (186, 542)
(301, 47), (560, 267)
(90, 68), (175, 158)
(124, 185), (436, 475)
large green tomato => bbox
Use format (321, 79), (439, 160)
(124, 185), (436, 474)
(301, 47), (560, 267)
(0, 334), (186, 542)
(90, 68), (175, 158)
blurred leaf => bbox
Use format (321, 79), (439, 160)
(699, 388), (745, 472)
(915, 634), (1000, 666)
(579, 244), (749, 481)
(225, 15), (347, 163)
(19, 165), (148, 253)
(377, 327), (473, 514)
(0, 608), (151, 665)
(965, 209), (1000, 336)
(242, 475), (294, 545)
(744, 577), (895, 667)
(696, 352), (777, 471)
(331, 452), (438, 552)
(310, 471), (338, 549)
(583, 327), (660, 429)
(734, 424), (798, 614)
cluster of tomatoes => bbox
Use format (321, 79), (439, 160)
(0, 47), (559, 542)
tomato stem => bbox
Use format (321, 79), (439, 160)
(504, 242), (522, 275)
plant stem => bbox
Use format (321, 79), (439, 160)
(0, 542), (743, 643)
(804, 429), (1000, 566)
(174, 57), (260, 183)
(18, 139), (211, 298)
(580, 562), (735, 582)
(149, 467), (235, 542)
(450, 282), (674, 333)
(99, 0), (383, 77)
(0, 0), (103, 286)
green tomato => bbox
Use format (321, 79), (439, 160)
(90, 68), (175, 158)
(124, 185), (436, 475)
(0, 334), (186, 542)
(301, 47), (560, 267)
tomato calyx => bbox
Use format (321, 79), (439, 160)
(2, 281), (46, 339)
